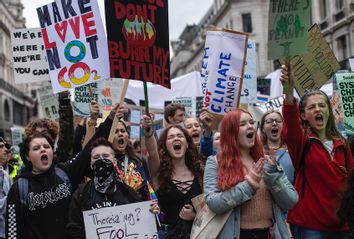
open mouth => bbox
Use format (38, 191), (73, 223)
(246, 132), (254, 139)
(192, 132), (200, 138)
(41, 154), (48, 162)
(271, 128), (279, 135)
(117, 138), (125, 146)
(315, 115), (324, 124)
(173, 143), (182, 150)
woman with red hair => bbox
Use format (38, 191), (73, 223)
(204, 109), (298, 239)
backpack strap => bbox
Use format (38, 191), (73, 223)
(18, 177), (28, 205)
(298, 138), (314, 198)
(55, 167), (71, 191)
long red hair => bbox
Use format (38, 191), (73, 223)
(217, 109), (264, 191)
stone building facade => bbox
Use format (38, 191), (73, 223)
(171, 0), (354, 79)
(0, 0), (36, 141)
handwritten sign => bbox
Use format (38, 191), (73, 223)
(37, 84), (59, 120)
(240, 40), (257, 103)
(37, 0), (110, 93)
(11, 28), (49, 83)
(83, 201), (157, 239)
(336, 73), (354, 133)
(74, 82), (99, 117)
(280, 24), (340, 96)
(105, 0), (170, 88)
(268, 0), (310, 60)
(203, 30), (248, 115)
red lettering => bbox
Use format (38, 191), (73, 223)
(82, 12), (97, 36)
(41, 28), (56, 48)
(69, 16), (81, 39)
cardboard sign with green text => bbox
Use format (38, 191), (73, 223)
(268, 0), (311, 60)
(280, 24), (340, 96)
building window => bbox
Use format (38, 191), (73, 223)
(320, 0), (327, 19)
(336, 35), (347, 61)
(13, 102), (23, 125)
(4, 100), (10, 122)
(242, 13), (253, 33)
(336, 0), (344, 10)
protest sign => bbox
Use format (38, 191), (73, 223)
(195, 96), (204, 118)
(130, 108), (141, 139)
(83, 201), (157, 239)
(37, 84), (59, 120)
(335, 73), (354, 135)
(105, 0), (170, 88)
(11, 128), (22, 153)
(200, 38), (211, 96)
(172, 97), (194, 117)
(280, 24), (340, 96)
(240, 40), (257, 103)
(37, 0), (110, 93)
(203, 30), (248, 115)
(98, 78), (125, 112)
(11, 28), (50, 84)
(268, 0), (310, 60)
(349, 58), (354, 71)
(74, 82), (99, 117)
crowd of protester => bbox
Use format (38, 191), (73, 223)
(0, 67), (353, 239)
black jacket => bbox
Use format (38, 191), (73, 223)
(66, 180), (141, 239)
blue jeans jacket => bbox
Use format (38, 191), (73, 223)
(204, 156), (298, 239)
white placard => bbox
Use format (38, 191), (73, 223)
(83, 201), (158, 239)
(37, 84), (59, 120)
(203, 30), (248, 115)
(37, 0), (110, 93)
(240, 40), (257, 103)
(11, 28), (50, 84)
(349, 58), (354, 71)
(11, 128), (22, 153)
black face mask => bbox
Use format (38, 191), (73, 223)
(92, 158), (117, 194)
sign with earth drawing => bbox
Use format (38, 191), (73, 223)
(268, 0), (311, 60)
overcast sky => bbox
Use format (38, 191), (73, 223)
(22, 0), (213, 40)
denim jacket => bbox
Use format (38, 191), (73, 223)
(204, 156), (298, 239)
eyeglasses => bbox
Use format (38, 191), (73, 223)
(265, 118), (283, 124)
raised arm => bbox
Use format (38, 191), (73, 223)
(56, 91), (74, 162)
(141, 114), (160, 179)
(199, 109), (214, 158)
(280, 64), (294, 105)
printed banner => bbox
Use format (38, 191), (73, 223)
(172, 97), (194, 117)
(203, 30), (248, 115)
(335, 73), (354, 135)
(37, 84), (59, 120)
(37, 0), (110, 93)
(268, 0), (310, 60)
(240, 40), (257, 103)
(83, 201), (158, 239)
(105, 0), (170, 88)
(11, 28), (50, 84)
(98, 78), (124, 112)
(280, 24), (340, 96)
(74, 82), (100, 117)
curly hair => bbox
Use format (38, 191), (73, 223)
(24, 118), (59, 141)
(157, 125), (204, 190)
(164, 103), (185, 124)
(20, 132), (55, 171)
